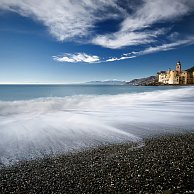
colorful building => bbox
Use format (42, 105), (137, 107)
(157, 61), (194, 85)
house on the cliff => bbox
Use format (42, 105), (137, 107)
(157, 61), (194, 85)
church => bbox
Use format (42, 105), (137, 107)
(157, 61), (194, 85)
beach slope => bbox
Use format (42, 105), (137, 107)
(0, 133), (193, 194)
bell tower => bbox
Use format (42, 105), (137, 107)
(176, 61), (181, 73)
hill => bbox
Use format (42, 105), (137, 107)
(85, 80), (126, 85)
(126, 76), (157, 86)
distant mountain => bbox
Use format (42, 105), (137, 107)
(85, 80), (126, 85)
(85, 76), (158, 86)
(126, 76), (157, 86)
(86, 67), (193, 86)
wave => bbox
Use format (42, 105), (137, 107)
(0, 87), (194, 166)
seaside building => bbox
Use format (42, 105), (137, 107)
(157, 61), (194, 85)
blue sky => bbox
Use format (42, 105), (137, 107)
(0, 0), (194, 83)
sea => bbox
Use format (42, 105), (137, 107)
(0, 84), (194, 166)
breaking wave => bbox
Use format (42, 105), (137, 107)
(0, 87), (194, 166)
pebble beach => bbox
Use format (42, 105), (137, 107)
(0, 133), (193, 194)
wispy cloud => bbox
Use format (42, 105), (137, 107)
(0, 0), (121, 41)
(113, 37), (194, 61)
(53, 37), (194, 63)
(92, 28), (167, 49)
(129, 37), (194, 56)
(1, 0), (194, 48)
(1, 0), (194, 61)
(53, 53), (138, 63)
(106, 56), (136, 62)
(53, 53), (100, 63)
(121, 0), (194, 31)
(92, 0), (194, 49)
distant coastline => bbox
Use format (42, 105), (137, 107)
(84, 62), (194, 86)
(1, 61), (194, 87)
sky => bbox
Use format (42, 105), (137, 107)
(0, 0), (194, 83)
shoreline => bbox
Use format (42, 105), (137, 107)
(0, 133), (194, 193)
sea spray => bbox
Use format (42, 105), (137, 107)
(0, 87), (194, 166)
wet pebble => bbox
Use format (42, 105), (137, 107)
(0, 133), (194, 193)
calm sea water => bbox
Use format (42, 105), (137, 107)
(0, 85), (194, 166)
(0, 84), (185, 101)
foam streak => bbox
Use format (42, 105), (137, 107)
(0, 87), (194, 166)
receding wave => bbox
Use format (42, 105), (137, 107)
(0, 87), (194, 166)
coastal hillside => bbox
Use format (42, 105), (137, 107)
(85, 80), (126, 85)
(126, 76), (157, 86)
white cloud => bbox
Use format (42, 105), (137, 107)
(92, 0), (194, 48)
(1, 0), (194, 48)
(121, 37), (194, 58)
(121, 0), (194, 32)
(106, 56), (136, 62)
(53, 52), (137, 63)
(0, 0), (120, 41)
(53, 53), (100, 63)
(92, 28), (167, 49)
(104, 37), (194, 62)
(53, 37), (194, 64)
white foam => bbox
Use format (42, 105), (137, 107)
(0, 87), (194, 166)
